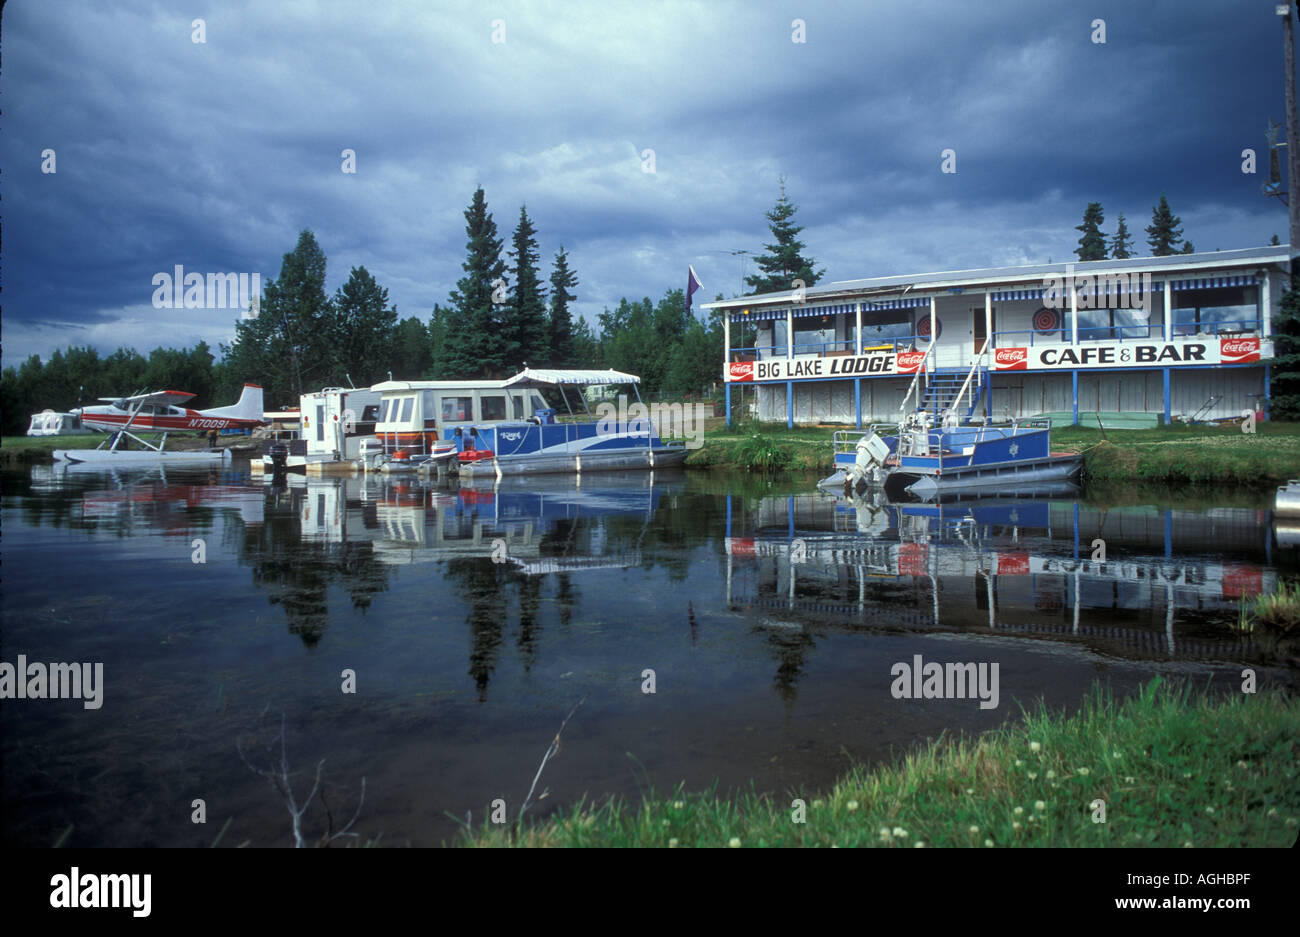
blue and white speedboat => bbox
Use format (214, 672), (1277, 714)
(824, 416), (1083, 501)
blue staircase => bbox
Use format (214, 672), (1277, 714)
(919, 367), (989, 422)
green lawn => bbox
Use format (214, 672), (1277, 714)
(459, 679), (1299, 848)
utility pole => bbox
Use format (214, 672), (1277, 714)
(1284, 3), (1300, 272)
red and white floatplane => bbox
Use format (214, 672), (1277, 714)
(53, 384), (265, 465)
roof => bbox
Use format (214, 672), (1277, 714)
(369, 378), (512, 393)
(503, 368), (640, 387)
(701, 245), (1290, 310)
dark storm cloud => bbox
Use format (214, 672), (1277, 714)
(2, 0), (1291, 365)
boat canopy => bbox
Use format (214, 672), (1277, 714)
(503, 368), (640, 387)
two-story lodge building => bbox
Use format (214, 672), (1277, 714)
(704, 246), (1287, 427)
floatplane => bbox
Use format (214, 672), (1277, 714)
(53, 384), (265, 465)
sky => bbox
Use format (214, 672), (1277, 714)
(2, 0), (1294, 368)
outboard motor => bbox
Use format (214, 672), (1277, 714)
(268, 442), (288, 473)
(845, 433), (890, 495)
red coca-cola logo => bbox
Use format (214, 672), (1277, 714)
(997, 552), (1029, 575)
(896, 351), (926, 373)
(994, 347), (1028, 370)
(729, 361), (755, 382)
(1220, 337), (1259, 363)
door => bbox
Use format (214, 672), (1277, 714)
(973, 308), (993, 351)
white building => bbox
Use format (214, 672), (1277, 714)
(704, 246), (1286, 426)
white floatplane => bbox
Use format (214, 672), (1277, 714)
(53, 384), (265, 465)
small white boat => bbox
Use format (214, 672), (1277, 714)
(27, 410), (94, 437)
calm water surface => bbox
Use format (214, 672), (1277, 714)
(1, 462), (1294, 846)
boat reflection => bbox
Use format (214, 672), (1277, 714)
(265, 470), (677, 571)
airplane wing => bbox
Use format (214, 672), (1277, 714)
(99, 389), (197, 407)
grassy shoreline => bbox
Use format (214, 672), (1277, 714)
(460, 679), (1299, 847)
(687, 421), (1300, 486)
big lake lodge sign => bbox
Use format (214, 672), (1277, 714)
(726, 337), (1262, 382)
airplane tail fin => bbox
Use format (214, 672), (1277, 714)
(205, 383), (265, 423)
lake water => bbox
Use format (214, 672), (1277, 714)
(1, 463), (1294, 846)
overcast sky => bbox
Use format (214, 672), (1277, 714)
(2, 0), (1293, 367)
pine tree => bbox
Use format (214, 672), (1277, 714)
(1109, 213), (1134, 259)
(1145, 194), (1184, 256)
(745, 177), (824, 294)
(505, 205), (549, 369)
(1181, 241), (1196, 254)
(224, 229), (332, 405)
(1075, 203), (1107, 261)
(547, 247), (578, 367)
(330, 266), (397, 386)
(428, 303), (450, 375)
(1271, 233), (1281, 246)
(443, 187), (509, 378)
(1271, 287), (1300, 419)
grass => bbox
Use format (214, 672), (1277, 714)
(0, 432), (247, 466)
(686, 419), (1300, 484)
(1239, 580), (1300, 635)
(459, 678), (1299, 847)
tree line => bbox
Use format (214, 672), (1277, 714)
(7, 181), (819, 432)
(1074, 194), (1196, 261)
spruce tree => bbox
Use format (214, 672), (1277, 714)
(225, 229), (331, 404)
(745, 177), (824, 294)
(505, 205), (549, 369)
(1145, 194), (1184, 256)
(1271, 287), (1300, 419)
(1109, 213), (1134, 259)
(1181, 241), (1196, 254)
(1271, 234), (1281, 246)
(1075, 203), (1107, 261)
(547, 247), (578, 367)
(330, 266), (397, 386)
(443, 187), (509, 378)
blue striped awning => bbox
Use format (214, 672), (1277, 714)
(793, 302), (855, 319)
(727, 307), (785, 323)
(990, 287), (1045, 302)
(866, 296), (933, 310)
(1167, 275), (1257, 291)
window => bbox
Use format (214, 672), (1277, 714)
(316, 405), (325, 442)
(511, 394), (525, 417)
(480, 395), (507, 421)
(442, 396), (473, 422)
(1174, 286), (1258, 335)
(531, 392), (550, 412)
(377, 399), (391, 423)
(793, 324), (834, 354)
(399, 397), (414, 423)
(858, 314), (914, 345)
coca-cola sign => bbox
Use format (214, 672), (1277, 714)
(728, 361), (754, 382)
(994, 347), (1028, 371)
(1220, 336), (1260, 364)
(896, 351), (926, 373)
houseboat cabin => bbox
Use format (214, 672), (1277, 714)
(369, 369), (688, 477)
(269, 387), (381, 471)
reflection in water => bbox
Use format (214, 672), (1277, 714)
(725, 488), (1280, 670)
(3, 462), (1295, 847)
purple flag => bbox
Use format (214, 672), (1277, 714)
(686, 265), (702, 312)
